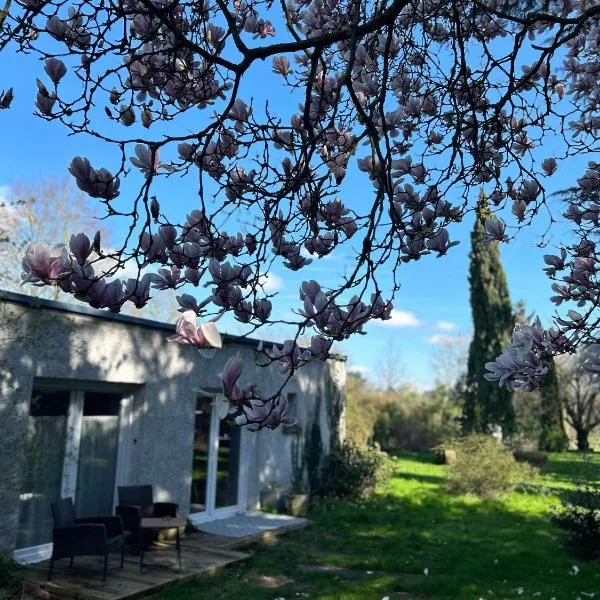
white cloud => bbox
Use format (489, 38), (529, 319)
(348, 365), (370, 376)
(259, 272), (283, 293)
(436, 320), (457, 332)
(425, 333), (470, 346)
(377, 309), (420, 328)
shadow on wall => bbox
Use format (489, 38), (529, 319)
(255, 357), (345, 499)
(0, 298), (199, 554)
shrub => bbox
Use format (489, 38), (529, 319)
(552, 481), (600, 560)
(513, 449), (549, 470)
(321, 440), (392, 500)
(0, 555), (22, 600)
(443, 435), (536, 498)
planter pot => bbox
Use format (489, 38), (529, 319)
(260, 489), (281, 511)
(283, 493), (309, 517)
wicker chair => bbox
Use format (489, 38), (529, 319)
(49, 498), (125, 581)
(116, 485), (179, 551)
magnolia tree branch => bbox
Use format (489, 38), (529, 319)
(2, 0), (600, 428)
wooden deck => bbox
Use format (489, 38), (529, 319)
(20, 520), (309, 600)
(20, 533), (250, 600)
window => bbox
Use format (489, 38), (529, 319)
(16, 390), (69, 549)
(16, 387), (123, 551)
(190, 395), (211, 512)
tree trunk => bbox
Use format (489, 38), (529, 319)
(576, 428), (590, 452)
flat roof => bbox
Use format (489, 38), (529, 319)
(0, 289), (346, 360)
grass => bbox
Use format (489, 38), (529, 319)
(160, 451), (600, 600)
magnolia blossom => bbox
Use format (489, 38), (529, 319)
(21, 243), (68, 284)
(485, 317), (574, 391)
(69, 157), (120, 200)
(234, 396), (295, 430)
(167, 311), (222, 349)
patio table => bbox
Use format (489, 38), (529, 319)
(139, 517), (185, 573)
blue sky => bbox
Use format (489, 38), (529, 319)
(0, 29), (588, 391)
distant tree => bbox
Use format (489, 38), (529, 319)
(557, 351), (600, 452)
(378, 341), (406, 392)
(513, 299), (535, 328)
(538, 355), (569, 452)
(464, 192), (515, 435)
(0, 178), (105, 298)
(0, 178), (181, 321)
(373, 383), (459, 452)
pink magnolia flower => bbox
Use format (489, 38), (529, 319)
(21, 242), (70, 285)
(167, 311), (222, 349)
(130, 144), (160, 176)
(221, 356), (243, 399)
(235, 396), (295, 430)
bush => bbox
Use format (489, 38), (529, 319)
(513, 449), (549, 470)
(0, 555), (22, 600)
(321, 440), (392, 500)
(552, 481), (600, 560)
(443, 435), (536, 498)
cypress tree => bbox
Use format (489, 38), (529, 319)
(538, 355), (569, 452)
(463, 191), (515, 435)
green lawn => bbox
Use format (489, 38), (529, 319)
(161, 452), (600, 600)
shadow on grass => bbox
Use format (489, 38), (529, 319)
(390, 471), (445, 486)
(160, 470), (600, 600)
(544, 452), (600, 486)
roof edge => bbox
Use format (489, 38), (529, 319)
(0, 289), (347, 361)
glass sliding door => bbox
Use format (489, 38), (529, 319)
(190, 394), (242, 518)
(15, 390), (69, 550)
(15, 387), (125, 561)
(190, 395), (212, 513)
(215, 417), (241, 509)
(75, 393), (121, 519)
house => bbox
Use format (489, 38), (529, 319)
(0, 291), (346, 563)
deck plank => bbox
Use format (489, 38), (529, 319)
(20, 534), (250, 600)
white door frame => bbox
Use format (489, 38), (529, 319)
(188, 393), (246, 524)
(14, 389), (129, 564)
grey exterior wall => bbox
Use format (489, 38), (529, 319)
(0, 293), (345, 556)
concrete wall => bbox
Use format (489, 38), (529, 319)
(0, 295), (345, 555)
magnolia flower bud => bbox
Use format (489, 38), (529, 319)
(0, 87), (13, 109)
(36, 91), (56, 115)
(253, 298), (272, 322)
(92, 230), (101, 253)
(221, 356), (243, 398)
(141, 108), (152, 128)
(150, 197), (160, 220)
(44, 58), (67, 84)
(109, 87), (119, 105)
(69, 233), (92, 265)
(119, 105), (135, 126)
(541, 157), (557, 176)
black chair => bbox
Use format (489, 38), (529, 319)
(116, 485), (179, 551)
(49, 498), (125, 582)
